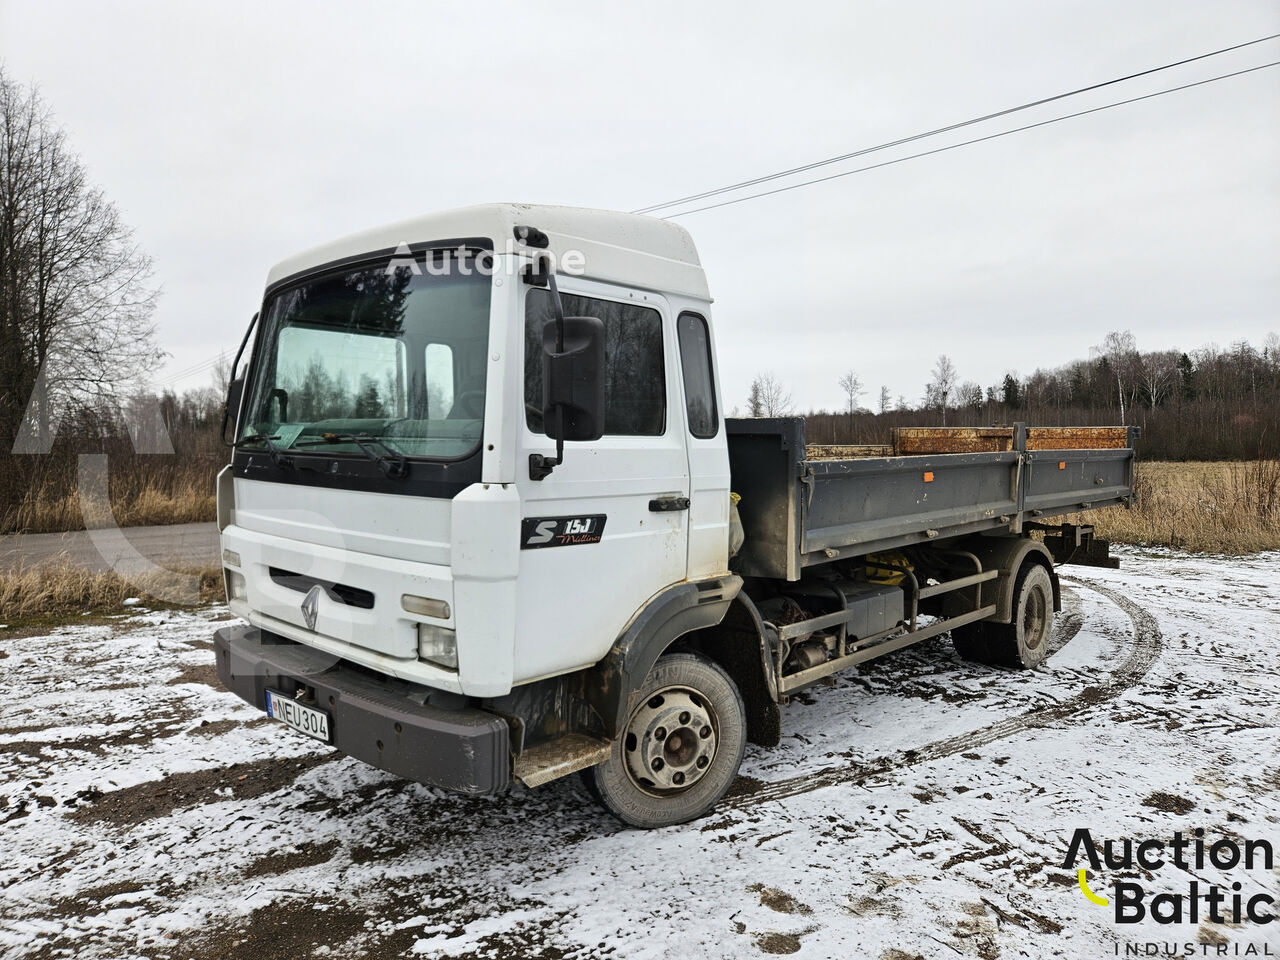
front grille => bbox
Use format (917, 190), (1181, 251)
(268, 567), (375, 609)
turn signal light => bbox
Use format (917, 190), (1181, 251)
(402, 594), (450, 619)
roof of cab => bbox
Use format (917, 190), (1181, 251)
(265, 202), (710, 301)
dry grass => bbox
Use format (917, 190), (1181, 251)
(1066, 460), (1280, 555)
(0, 560), (223, 622)
(2, 465), (217, 534)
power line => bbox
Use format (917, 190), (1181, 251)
(633, 33), (1280, 216)
(150, 355), (222, 387)
(658, 60), (1280, 219)
(154, 359), (217, 383)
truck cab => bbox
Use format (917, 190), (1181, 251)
(216, 204), (743, 817)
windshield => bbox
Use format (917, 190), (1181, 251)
(240, 252), (492, 460)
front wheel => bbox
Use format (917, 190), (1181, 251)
(589, 653), (747, 829)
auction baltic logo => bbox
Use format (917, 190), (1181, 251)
(1063, 827), (1276, 955)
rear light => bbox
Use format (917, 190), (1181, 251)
(225, 569), (247, 602)
(417, 624), (457, 670)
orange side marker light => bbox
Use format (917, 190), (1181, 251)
(923, 471), (934, 483)
(1059, 461), (1066, 470)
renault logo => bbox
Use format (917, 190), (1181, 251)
(301, 584), (322, 631)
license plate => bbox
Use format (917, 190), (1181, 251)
(264, 689), (332, 743)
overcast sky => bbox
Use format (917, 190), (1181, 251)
(2, 0), (1277, 412)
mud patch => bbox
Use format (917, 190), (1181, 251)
(754, 931), (802, 955)
(69, 751), (337, 827)
(167, 660), (219, 687)
(242, 840), (341, 878)
(1141, 790), (1195, 815)
(748, 883), (813, 915)
(188, 717), (269, 737)
(45, 879), (168, 920)
(158, 897), (380, 960)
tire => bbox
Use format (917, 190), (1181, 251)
(950, 620), (992, 663)
(986, 563), (1055, 669)
(589, 652), (747, 829)
(951, 563), (1054, 670)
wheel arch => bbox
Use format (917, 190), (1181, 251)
(965, 536), (1061, 624)
(668, 592), (781, 748)
(580, 576), (745, 741)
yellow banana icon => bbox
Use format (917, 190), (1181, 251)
(1078, 869), (1109, 906)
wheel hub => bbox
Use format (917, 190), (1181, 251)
(624, 687), (718, 793)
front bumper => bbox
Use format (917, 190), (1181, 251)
(214, 625), (510, 794)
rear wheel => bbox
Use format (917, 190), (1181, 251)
(589, 653), (746, 829)
(950, 620), (992, 663)
(952, 563), (1054, 670)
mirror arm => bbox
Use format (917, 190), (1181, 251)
(221, 311), (259, 447)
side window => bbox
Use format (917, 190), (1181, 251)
(676, 312), (717, 438)
(525, 289), (665, 436)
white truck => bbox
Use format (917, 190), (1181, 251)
(214, 203), (1138, 828)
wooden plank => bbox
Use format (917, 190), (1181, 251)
(1025, 426), (1129, 450)
(893, 427), (1013, 455)
(892, 425), (1131, 454)
(805, 444), (894, 460)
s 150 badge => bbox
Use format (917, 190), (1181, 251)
(521, 515), (607, 549)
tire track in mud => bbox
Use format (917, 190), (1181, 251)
(725, 577), (1162, 811)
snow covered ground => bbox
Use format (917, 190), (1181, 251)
(2, 548), (1278, 960)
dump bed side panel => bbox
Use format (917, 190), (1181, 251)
(1023, 448), (1135, 518)
(726, 419), (1138, 581)
(802, 452), (1021, 562)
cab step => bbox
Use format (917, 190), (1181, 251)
(513, 733), (612, 788)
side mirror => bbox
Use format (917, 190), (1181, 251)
(542, 315), (605, 442)
(220, 377), (245, 445)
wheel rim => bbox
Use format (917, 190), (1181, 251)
(623, 685), (719, 795)
(1023, 581), (1049, 650)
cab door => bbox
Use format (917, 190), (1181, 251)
(674, 308), (731, 580)
(514, 279), (690, 683)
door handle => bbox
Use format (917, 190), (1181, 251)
(649, 496), (690, 512)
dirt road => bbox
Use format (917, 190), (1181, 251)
(2, 548), (1278, 959)
(0, 521), (219, 572)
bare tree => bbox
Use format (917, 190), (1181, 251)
(877, 385), (891, 415)
(1093, 330), (1138, 423)
(1139, 350), (1179, 409)
(749, 372), (792, 417)
(837, 369), (862, 437)
(926, 354), (957, 425)
(1, 69), (159, 450)
(957, 380), (983, 411)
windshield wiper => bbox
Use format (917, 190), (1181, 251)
(234, 433), (294, 469)
(293, 433), (409, 479)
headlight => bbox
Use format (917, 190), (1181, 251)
(224, 568), (247, 602)
(417, 624), (457, 670)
